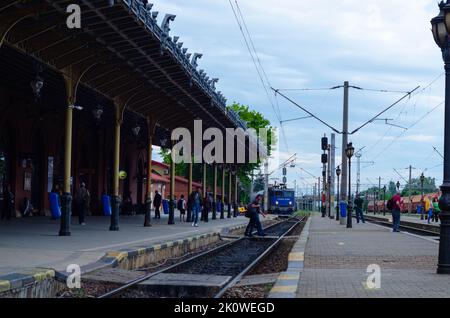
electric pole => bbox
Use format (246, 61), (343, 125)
(340, 81), (349, 224)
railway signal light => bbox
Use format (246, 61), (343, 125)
(321, 137), (328, 151)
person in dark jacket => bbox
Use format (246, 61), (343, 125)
(188, 187), (202, 227)
(354, 194), (365, 224)
(245, 194), (266, 237)
(153, 190), (162, 219)
(76, 183), (90, 225)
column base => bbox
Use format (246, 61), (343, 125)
(110, 195), (121, 231)
(438, 208), (450, 274)
(144, 199), (152, 227)
(212, 202), (217, 220)
(59, 193), (72, 237)
(168, 200), (175, 225)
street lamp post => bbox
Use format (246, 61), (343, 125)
(321, 136), (328, 218)
(336, 166), (341, 222)
(431, 1), (450, 274)
(346, 143), (355, 229)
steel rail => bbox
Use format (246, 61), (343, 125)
(98, 237), (243, 299)
(98, 217), (304, 299)
(214, 216), (306, 298)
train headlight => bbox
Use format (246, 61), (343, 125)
(276, 201), (279, 205)
(289, 201), (292, 206)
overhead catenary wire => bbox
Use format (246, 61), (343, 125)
(271, 88), (341, 134)
(228, 1), (281, 124)
(350, 86), (420, 135)
(371, 100), (444, 161)
(230, 0), (290, 150)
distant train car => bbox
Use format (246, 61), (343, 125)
(268, 187), (295, 215)
(367, 192), (441, 213)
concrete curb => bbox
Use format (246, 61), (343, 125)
(1, 221), (247, 296)
(0, 268), (55, 294)
(268, 217), (311, 298)
(55, 231), (223, 281)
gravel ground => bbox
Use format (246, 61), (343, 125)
(248, 239), (296, 275)
(222, 284), (274, 298)
(56, 240), (228, 298)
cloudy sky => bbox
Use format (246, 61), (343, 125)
(153, 0), (445, 194)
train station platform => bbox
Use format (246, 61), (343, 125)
(295, 214), (450, 298)
(0, 214), (249, 277)
(366, 212), (441, 226)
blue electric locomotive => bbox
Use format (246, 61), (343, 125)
(268, 187), (295, 215)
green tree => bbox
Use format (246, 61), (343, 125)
(159, 102), (275, 203)
(229, 103), (276, 204)
(401, 177), (438, 197)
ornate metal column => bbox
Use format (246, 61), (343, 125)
(186, 161), (193, 223)
(228, 166), (232, 218)
(221, 165), (225, 219)
(110, 102), (122, 231)
(144, 116), (155, 227)
(212, 164), (217, 220)
(168, 143), (176, 225)
(59, 70), (74, 237)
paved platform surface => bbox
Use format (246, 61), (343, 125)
(296, 214), (450, 298)
(366, 213), (440, 226)
(0, 214), (248, 276)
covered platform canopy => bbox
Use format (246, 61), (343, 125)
(0, 0), (263, 235)
(0, 0), (247, 131)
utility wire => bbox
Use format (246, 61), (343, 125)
(433, 146), (444, 159)
(372, 100), (444, 161)
(350, 86), (420, 135)
(276, 86), (343, 92)
(272, 88), (341, 134)
(228, 0), (281, 125)
(231, 0), (290, 150)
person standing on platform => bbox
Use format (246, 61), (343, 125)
(189, 187), (202, 227)
(392, 192), (402, 233)
(432, 197), (441, 223)
(76, 183), (90, 226)
(425, 196), (432, 224)
(178, 194), (186, 222)
(354, 194), (365, 224)
(153, 190), (162, 220)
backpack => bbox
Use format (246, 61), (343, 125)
(177, 199), (184, 210)
(386, 198), (394, 211)
(245, 204), (255, 218)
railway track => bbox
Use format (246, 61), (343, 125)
(364, 216), (440, 240)
(98, 217), (306, 299)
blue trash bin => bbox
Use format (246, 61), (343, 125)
(162, 199), (169, 215)
(49, 193), (61, 219)
(102, 195), (112, 216)
(217, 201), (222, 213)
(340, 201), (347, 218)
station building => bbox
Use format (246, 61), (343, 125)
(0, 0), (260, 234)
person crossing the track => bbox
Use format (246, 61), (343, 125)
(244, 194), (266, 237)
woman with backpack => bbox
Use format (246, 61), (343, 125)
(178, 194), (186, 222)
(244, 194), (266, 237)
